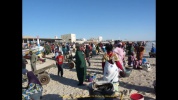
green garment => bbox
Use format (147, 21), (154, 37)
(75, 50), (86, 83)
(127, 45), (134, 55)
(30, 53), (37, 71)
(96, 45), (99, 51)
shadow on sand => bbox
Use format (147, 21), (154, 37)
(62, 63), (103, 75)
(41, 94), (63, 100)
(119, 81), (155, 94)
(144, 96), (155, 100)
(86, 67), (103, 71)
(49, 73), (89, 90)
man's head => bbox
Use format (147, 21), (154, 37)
(58, 51), (62, 55)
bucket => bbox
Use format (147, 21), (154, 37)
(142, 58), (146, 64)
(120, 68), (132, 77)
(130, 93), (144, 100)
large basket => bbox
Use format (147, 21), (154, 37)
(120, 68), (132, 77)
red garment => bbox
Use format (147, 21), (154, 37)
(89, 45), (92, 51)
(102, 52), (123, 72)
(56, 55), (64, 65)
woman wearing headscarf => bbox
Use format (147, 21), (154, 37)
(113, 42), (125, 67)
(102, 44), (124, 73)
(96, 44), (100, 54)
(127, 42), (135, 66)
(75, 44), (87, 86)
(149, 43), (156, 57)
(22, 71), (43, 100)
(92, 43), (96, 56)
(134, 42), (145, 68)
(58, 44), (63, 55)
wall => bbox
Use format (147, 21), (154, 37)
(61, 34), (76, 42)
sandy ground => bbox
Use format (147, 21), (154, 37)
(24, 52), (156, 100)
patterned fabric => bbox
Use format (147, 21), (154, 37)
(22, 83), (43, 100)
(102, 53), (119, 62)
(113, 47), (125, 66)
(103, 61), (120, 82)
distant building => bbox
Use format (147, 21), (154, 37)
(88, 38), (98, 42)
(98, 36), (103, 42)
(61, 33), (76, 43)
(82, 38), (87, 41)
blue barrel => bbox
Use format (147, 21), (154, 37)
(142, 58), (147, 64)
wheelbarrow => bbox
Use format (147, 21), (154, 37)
(23, 64), (56, 85)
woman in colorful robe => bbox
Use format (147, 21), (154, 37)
(134, 42), (145, 68)
(113, 42), (125, 67)
(22, 71), (43, 100)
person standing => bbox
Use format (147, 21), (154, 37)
(55, 48), (59, 59)
(134, 42), (145, 68)
(126, 42), (135, 66)
(150, 44), (156, 53)
(75, 44), (87, 86)
(58, 44), (63, 55)
(62, 44), (66, 54)
(22, 55), (28, 75)
(96, 44), (100, 54)
(29, 51), (37, 72)
(113, 43), (125, 67)
(56, 51), (64, 77)
(85, 45), (91, 67)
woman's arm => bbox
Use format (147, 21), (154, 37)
(115, 61), (124, 71)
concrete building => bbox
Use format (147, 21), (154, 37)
(22, 36), (62, 43)
(88, 38), (98, 42)
(61, 33), (76, 43)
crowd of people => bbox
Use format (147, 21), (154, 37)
(22, 40), (156, 100)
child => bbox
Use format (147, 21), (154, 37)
(56, 51), (64, 77)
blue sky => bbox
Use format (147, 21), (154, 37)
(23, 0), (155, 41)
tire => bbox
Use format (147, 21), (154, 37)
(68, 61), (75, 69)
(38, 73), (50, 85)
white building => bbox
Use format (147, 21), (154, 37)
(61, 33), (76, 42)
(82, 38), (87, 41)
(98, 36), (103, 42)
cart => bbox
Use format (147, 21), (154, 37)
(65, 53), (76, 69)
(23, 64), (56, 85)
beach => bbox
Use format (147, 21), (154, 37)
(24, 45), (156, 100)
